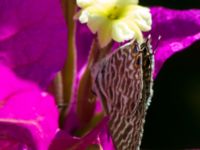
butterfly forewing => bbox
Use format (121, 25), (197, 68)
(92, 39), (154, 150)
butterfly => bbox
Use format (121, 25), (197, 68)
(91, 37), (154, 150)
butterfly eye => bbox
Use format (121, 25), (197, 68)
(130, 40), (139, 52)
(134, 55), (142, 68)
(133, 44), (139, 53)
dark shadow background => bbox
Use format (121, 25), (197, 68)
(141, 41), (200, 149)
(138, 0), (200, 149)
(140, 0), (200, 9)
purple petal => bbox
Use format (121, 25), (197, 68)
(48, 130), (80, 150)
(99, 133), (115, 150)
(149, 7), (200, 77)
(0, 0), (67, 87)
(50, 117), (109, 150)
(98, 119), (115, 150)
(0, 64), (59, 150)
(0, 122), (37, 150)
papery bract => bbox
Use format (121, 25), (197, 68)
(49, 117), (109, 150)
(0, 64), (59, 150)
(149, 7), (200, 77)
(48, 131), (80, 150)
(0, 0), (67, 87)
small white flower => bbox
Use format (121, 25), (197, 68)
(76, 0), (152, 47)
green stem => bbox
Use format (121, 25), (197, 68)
(77, 38), (113, 127)
(60, 0), (77, 128)
(54, 72), (64, 108)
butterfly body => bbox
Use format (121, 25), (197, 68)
(92, 39), (154, 150)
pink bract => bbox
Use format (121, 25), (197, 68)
(0, 64), (59, 150)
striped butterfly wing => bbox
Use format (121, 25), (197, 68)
(92, 39), (154, 150)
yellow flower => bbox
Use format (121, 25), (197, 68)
(76, 0), (152, 48)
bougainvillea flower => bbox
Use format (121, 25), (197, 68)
(76, 0), (152, 47)
(0, 64), (59, 150)
(0, 0), (67, 87)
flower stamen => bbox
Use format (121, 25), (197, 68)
(107, 6), (120, 20)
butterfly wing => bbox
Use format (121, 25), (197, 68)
(92, 40), (146, 150)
